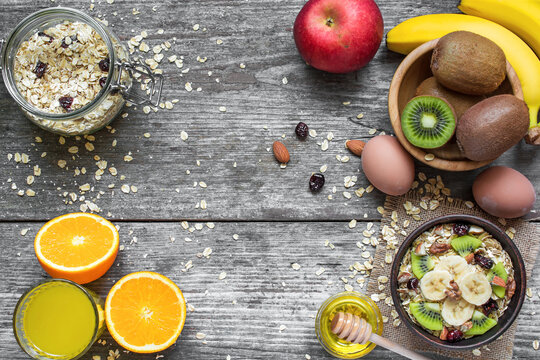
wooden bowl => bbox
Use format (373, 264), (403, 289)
(390, 215), (526, 350)
(388, 39), (524, 171)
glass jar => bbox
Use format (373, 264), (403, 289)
(316, 292), (384, 359)
(13, 279), (105, 360)
(0, 7), (163, 135)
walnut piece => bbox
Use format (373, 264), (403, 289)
(397, 272), (412, 284)
(445, 280), (462, 300)
(439, 327), (448, 341)
(506, 278), (516, 299)
(429, 242), (451, 255)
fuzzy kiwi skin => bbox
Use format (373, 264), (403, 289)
(457, 95), (529, 161)
(431, 31), (506, 95)
(416, 77), (484, 120)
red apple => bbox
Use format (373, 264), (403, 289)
(293, 0), (383, 73)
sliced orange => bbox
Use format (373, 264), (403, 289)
(105, 272), (186, 353)
(34, 212), (119, 284)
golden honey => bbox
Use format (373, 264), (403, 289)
(316, 292), (383, 359)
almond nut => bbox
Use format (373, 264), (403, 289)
(345, 140), (365, 157)
(273, 141), (290, 163)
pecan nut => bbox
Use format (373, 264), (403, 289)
(464, 253), (474, 264)
(429, 242), (451, 255)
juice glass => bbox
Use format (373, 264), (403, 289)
(13, 279), (104, 360)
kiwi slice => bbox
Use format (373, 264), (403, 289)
(451, 235), (482, 257)
(410, 302), (443, 331)
(411, 252), (434, 279)
(488, 262), (508, 298)
(401, 96), (456, 149)
(465, 310), (497, 336)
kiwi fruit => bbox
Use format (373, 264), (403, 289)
(465, 310), (497, 336)
(451, 235), (482, 257)
(431, 31), (506, 95)
(457, 94), (529, 161)
(411, 252), (434, 279)
(409, 302), (443, 331)
(401, 96), (456, 149)
(416, 77), (485, 120)
(488, 262), (508, 298)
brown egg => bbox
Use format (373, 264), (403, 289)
(473, 166), (536, 218)
(361, 135), (415, 196)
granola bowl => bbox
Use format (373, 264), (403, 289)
(390, 215), (526, 350)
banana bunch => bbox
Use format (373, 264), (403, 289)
(458, 0), (540, 144)
(386, 11), (540, 145)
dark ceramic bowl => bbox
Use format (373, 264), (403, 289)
(390, 215), (526, 350)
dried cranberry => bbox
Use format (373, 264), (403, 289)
(61, 34), (78, 48)
(474, 254), (494, 269)
(59, 96), (74, 111)
(38, 32), (54, 43)
(33, 61), (47, 78)
(295, 122), (309, 139)
(99, 58), (110, 72)
(407, 278), (419, 290)
(309, 173), (325, 192)
(446, 330), (464, 343)
(453, 223), (470, 236)
(99, 77), (107, 87)
(482, 298), (499, 316)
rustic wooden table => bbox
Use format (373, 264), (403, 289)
(0, 0), (538, 359)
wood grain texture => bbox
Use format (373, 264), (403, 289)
(0, 0), (539, 359)
(0, 0), (537, 221)
(1, 222), (539, 359)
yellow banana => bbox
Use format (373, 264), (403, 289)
(458, 0), (540, 59)
(386, 14), (540, 129)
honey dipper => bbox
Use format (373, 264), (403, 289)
(331, 312), (432, 360)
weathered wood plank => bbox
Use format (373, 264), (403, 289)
(0, 222), (539, 359)
(0, 0), (537, 221)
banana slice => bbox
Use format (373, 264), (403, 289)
(435, 255), (469, 280)
(441, 297), (475, 326)
(420, 270), (452, 301)
(459, 272), (492, 305)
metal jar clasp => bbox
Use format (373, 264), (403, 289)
(112, 59), (163, 107)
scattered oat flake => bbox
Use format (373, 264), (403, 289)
(193, 24), (200, 31)
(533, 340), (539, 350)
(121, 185), (130, 194)
(465, 201), (474, 208)
(20, 228), (29, 236)
(424, 153), (435, 161)
(282, 77), (288, 84)
(218, 272), (227, 280)
(472, 349), (481, 357)
(527, 287), (533, 298)
(143, 132), (151, 138)
(279, 325), (287, 332)
(180, 131), (189, 141)
(349, 219), (357, 229)
(316, 268), (325, 276)
(291, 263), (301, 270)
(195, 332), (206, 339)
(356, 113), (364, 119)
(232, 234), (239, 240)
(368, 128), (377, 135)
(219, 106), (227, 112)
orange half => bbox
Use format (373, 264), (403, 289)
(34, 212), (119, 284)
(105, 272), (186, 353)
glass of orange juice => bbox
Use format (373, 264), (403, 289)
(13, 279), (104, 360)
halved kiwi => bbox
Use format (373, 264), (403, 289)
(411, 252), (434, 279)
(410, 302), (443, 331)
(451, 235), (482, 257)
(401, 96), (456, 149)
(465, 310), (497, 336)
(488, 262), (508, 298)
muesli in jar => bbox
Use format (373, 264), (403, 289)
(14, 21), (125, 134)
